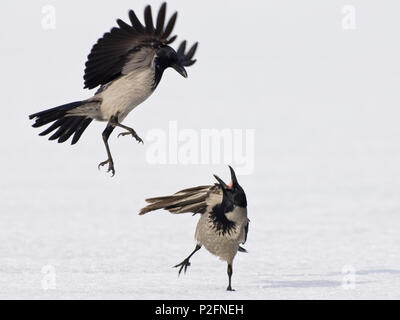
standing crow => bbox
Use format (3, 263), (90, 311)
(140, 167), (249, 291)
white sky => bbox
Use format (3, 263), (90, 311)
(0, 0), (399, 299)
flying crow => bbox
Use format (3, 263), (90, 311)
(29, 3), (198, 176)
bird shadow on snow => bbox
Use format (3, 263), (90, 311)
(262, 279), (341, 289)
(308, 268), (400, 277)
(259, 269), (400, 289)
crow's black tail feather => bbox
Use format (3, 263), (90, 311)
(29, 101), (93, 145)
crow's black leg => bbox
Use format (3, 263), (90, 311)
(227, 263), (235, 291)
(98, 119), (116, 176)
(174, 244), (202, 276)
(109, 118), (143, 144)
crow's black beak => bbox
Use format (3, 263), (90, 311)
(172, 63), (188, 78)
(228, 166), (238, 188)
(213, 174), (228, 190)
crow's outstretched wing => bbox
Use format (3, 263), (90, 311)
(140, 181), (237, 237)
(84, 2), (198, 90)
(139, 185), (219, 215)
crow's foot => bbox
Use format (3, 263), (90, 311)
(98, 159), (115, 177)
(118, 129), (143, 144)
(174, 258), (191, 276)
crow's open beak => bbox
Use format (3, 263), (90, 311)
(228, 166), (238, 188)
(172, 63), (188, 78)
(213, 174), (228, 190)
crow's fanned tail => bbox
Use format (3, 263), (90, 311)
(29, 101), (93, 145)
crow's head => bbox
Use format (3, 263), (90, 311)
(214, 166), (247, 208)
(155, 45), (187, 78)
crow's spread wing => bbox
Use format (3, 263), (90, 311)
(84, 3), (175, 89)
(139, 182), (236, 236)
(139, 185), (218, 215)
(84, 2), (198, 89)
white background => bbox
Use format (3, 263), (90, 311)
(0, 0), (399, 299)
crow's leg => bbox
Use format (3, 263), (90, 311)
(227, 263), (235, 291)
(109, 118), (143, 144)
(174, 244), (202, 276)
(98, 119), (116, 176)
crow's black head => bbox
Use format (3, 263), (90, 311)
(155, 45), (187, 78)
(214, 166), (247, 208)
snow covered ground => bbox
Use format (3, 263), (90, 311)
(1, 1), (400, 299)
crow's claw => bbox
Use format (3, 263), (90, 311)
(117, 130), (143, 144)
(174, 259), (191, 276)
(98, 159), (115, 177)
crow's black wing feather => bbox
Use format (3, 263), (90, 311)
(176, 41), (199, 67)
(84, 2), (178, 89)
